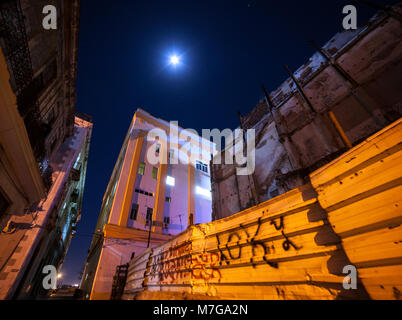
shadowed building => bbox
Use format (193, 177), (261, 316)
(81, 109), (216, 300)
(0, 0), (92, 299)
(211, 3), (402, 220)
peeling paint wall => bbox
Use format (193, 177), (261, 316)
(212, 4), (402, 220)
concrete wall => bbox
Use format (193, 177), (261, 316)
(211, 4), (402, 220)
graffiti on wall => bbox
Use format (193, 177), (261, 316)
(148, 215), (301, 285)
(216, 216), (301, 269)
(149, 243), (192, 284)
(191, 252), (221, 281)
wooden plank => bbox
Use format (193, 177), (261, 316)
(328, 185), (402, 236)
(212, 283), (341, 300)
(207, 185), (317, 235)
(206, 205), (326, 243)
(197, 256), (344, 284)
(342, 225), (402, 264)
(358, 265), (402, 300)
(316, 149), (402, 209)
(310, 118), (402, 187)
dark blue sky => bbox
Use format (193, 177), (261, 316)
(60, 0), (395, 284)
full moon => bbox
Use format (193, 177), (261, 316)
(169, 55), (180, 65)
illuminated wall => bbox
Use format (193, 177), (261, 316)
(123, 118), (402, 300)
(81, 108), (216, 300)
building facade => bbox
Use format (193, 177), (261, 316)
(211, 3), (402, 220)
(0, 0), (89, 299)
(81, 109), (216, 300)
(10, 114), (92, 299)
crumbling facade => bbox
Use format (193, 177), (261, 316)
(0, 0), (89, 299)
(211, 3), (402, 220)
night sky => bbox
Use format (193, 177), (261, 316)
(60, 0), (395, 285)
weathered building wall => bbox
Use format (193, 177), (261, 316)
(0, 0), (86, 299)
(0, 115), (92, 299)
(211, 3), (402, 220)
(1, 0), (80, 169)
(122, 118), (401, 300)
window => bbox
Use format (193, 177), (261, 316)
(130, 203), (139, 220)
(145, 208), (153, 225)
(163, 217), (170, 230)
(168, 149), (174, 160)
(165, 196), (171, 203)
(155, 143), (161, 154)
(152, 167), (158, 179)
(138, 162), (145, 175)
(135, 189), (154, 197)
(196, 186), (211, 199)
(196, 160), (208, 173)
(166, 176), (175, 186)
(0, 189), (10, 219)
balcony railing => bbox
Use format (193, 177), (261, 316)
(0, 0), (50, 190)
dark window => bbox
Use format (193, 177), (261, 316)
(138, 162), (145, 175)
(168, 149), (174, 160)
(145, 208), (153, 225)
(32, 59), (58, 97)
(152, 167), (158, 179)
(0, 189), (10, 219)
(130, 203), (139, 220)
(196, 161), (208, 173)
(163, 216), (170, 230)
(165, 196), (171, 203)
(155, 143), (161, 154)
(135, 188), (153, 197)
